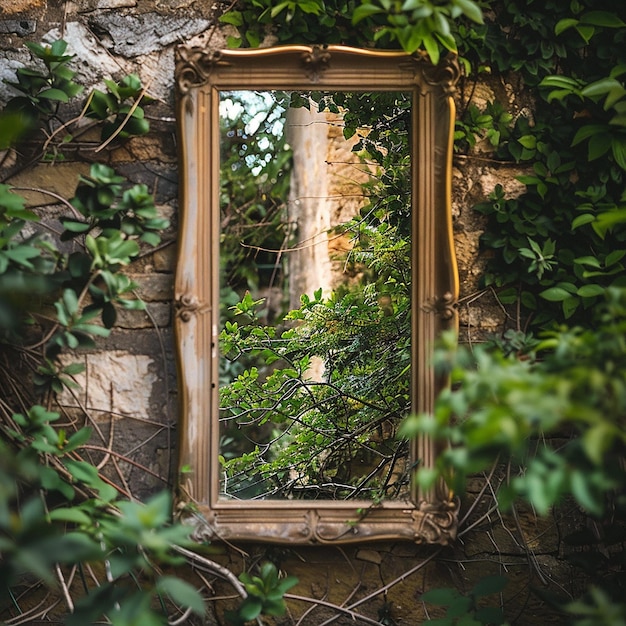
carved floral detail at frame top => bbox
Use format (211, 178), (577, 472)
(174, 44), (460, 95)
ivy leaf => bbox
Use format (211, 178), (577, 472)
(581, 11), (626, 28)
(540, 286), (573, 301)
(38, 88), (70, 102)
(471, 574), (507, 597)
(453, 0), (483, 24)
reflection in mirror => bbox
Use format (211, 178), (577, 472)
(218, 90), (413, 501)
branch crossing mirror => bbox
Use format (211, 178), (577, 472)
(175, 45), (460, 544)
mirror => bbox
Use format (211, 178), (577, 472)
(218, 89), (412, 502)
(175, 45), (460, 543)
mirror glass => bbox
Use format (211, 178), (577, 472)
(218, 90), (412, 501)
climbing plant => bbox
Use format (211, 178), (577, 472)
(0, 39), (264, 625)
(455, 1), (626, 331)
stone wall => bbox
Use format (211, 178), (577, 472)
(0, 3), (578, 624)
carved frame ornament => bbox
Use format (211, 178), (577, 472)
(174, 45), (460, 545)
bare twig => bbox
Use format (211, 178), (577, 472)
(94, 84), (150, 153)
(317, 549), (442, 626)
(285, 594), (384, 625)
(55, 564), (74, 613)
(174, 546), (248, 599)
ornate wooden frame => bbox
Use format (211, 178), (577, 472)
(174, 44), (460, 544)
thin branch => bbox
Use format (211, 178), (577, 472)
(285, 594), (384, 626)
(55, 564), (74, 614)
(10, 186), (82, 218)
(94, 84), (150, 153)
(175, 546), (248, 599)
(317, 548), (442, 626)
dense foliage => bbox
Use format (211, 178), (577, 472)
(0, 40), (210, 625)
(3, 0), (626, 623)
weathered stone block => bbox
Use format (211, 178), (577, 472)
(60, 351), (157, 421)
(126, 272), (174, 302)
(0, 19), (37, 34)
(115, 301), (171, 328)
(9, 162), (89, 206)
(87, 12), (211, 58)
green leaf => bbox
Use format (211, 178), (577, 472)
(352, 3), (384, 23)
(606, 249), (626, 266)
(421, 587), (461, 605)
(575, 24), (595, 43)
(64, 458), (99, 484)
(454, 0), (483, 24)
(518, 135), (537, 149)
(588, 133), (612, 161)
(576, 284), (605, 298)
(470, 574), (507, 597)
(581, 77), (625, 99)
(539, 75), (581, 90)
(555, 18), (579, 36)
(581, 11), (626, 28)
(582, 423), (614, 466)
(62, 288), (79, 316)
(474, 606), (505, 624)
(539, 287), (573, 301)
(38, 88), (70, 102)
(562, 295), (580, 319)
(422, 34), (440, 65)
(39, 466), (75, 499)
(48, 507), (92, 525)
(571, 214), (595, 229)
(238, 598), (263, 621)
(156, 576), (205, 615)
(63, 427), (93, 452)
(611, 138), (626, 170)
(62, 219), (91, 233)
(571, 124), (607, 146)
(570, 470), (603, 516)
(219, 11), (244, 25)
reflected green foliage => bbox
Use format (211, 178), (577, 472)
(218, 91), (414, 500)
(220, 265), (412, 500)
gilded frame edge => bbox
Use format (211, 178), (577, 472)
(174, 44), (460, 545)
